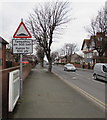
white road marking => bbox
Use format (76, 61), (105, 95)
(72, 77), (76, 80)
(53, 71), (106, 111)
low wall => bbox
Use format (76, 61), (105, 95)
(2, 63), (32, 119)
(22, 64), (32, 80)
(73, 63), (81, 68)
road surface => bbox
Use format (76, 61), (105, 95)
(52, 65), (106, 110)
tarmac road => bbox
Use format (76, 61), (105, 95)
(52, 65), (105, 106)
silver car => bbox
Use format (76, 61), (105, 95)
(64, 63), (76, 72)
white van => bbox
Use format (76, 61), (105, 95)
(93, 63), (107, 81)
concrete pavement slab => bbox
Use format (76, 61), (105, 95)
(10, 65), (105, 118)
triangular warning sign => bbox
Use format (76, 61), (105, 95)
(13, 21), (32, 38)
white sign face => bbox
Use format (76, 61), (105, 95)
(12, 39), (33, 54)
(15, 25), (29, 37)
(9, 70), (20, 112)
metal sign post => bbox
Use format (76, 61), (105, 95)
(12, 19), (32, 97)
(20, 54), (23, 96)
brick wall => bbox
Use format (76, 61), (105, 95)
(73, 63), (81, 68)
(2, 63), (32, 118)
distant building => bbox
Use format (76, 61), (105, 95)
(81, 39), (95, 64)
(70, 53), (83, 64)
(81, 32), (107, 66)
(55, 53), (83, 65)
(90, 32), (107, 63)
(0, 37), (8, 69)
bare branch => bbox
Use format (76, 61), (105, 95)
(27, 1), (72, 72)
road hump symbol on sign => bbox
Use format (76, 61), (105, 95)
(13, 21), (32, 38)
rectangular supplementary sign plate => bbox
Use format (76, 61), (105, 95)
(12, 39), (33, 54)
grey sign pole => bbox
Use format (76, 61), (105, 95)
(13, 18), (32, 97)
(20, 54), (23, 96)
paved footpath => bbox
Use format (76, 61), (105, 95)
(10, 65), (105, 118)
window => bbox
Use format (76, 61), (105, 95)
(98, 37), (103, 41)
(103, 65), (107, 72)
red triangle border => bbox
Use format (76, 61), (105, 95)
(13, 21), (32, 38)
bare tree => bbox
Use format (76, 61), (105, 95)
(35, 45), (44, 67)
(62, 43), (78, 63)
(86, 7), (107, 61)
(86, 6), (107, 36)
(51, 51), (59, 63)
(27, 1), (71, 72)
(66, 43), (78, 63)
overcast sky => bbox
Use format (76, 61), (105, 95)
(0, 0), (106, 55)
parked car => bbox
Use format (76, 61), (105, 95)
(93, 63), (107, 81)
(64, 63), (76, 72)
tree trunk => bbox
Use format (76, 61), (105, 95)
(68, 54), (72, 63)
(45, 48), (52, 72)
(41, 60), (44, 67)
(48, 59), (52, 72)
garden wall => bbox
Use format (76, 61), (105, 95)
(1, 63), (32, 118)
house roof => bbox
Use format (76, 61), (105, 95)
(72, 53), (83, 59)
(0, 36), (9, 44)
(81, 39), (90, 50)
